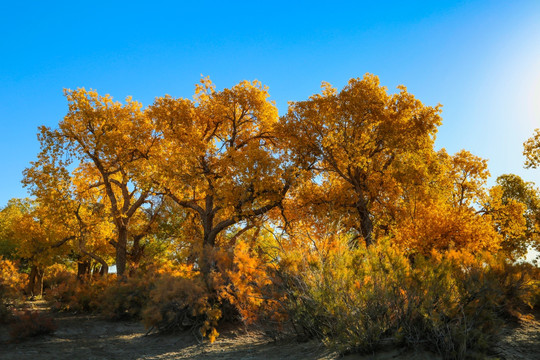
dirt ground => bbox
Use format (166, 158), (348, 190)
(492, 314), (540, 360)
(0, 301), (538, 360)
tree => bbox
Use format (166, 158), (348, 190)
(0, 199), (27, 260)
(23, 138), (116, 278)
(0, 199), (74, 296)
(278, 74), (442, 246)
(24, 89), (160, 278)
(391, 149), (505, 255)
(147, 78), (289, 276)
(491, 174), (540, 258)
(445, 149), (490, 208)
(523, 129), (540, 168)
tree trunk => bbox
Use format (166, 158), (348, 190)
(81, 249), (109, 277)
(37, 268), (44, 297)
(99, 264), (107, 276)
(356, 197), (374, 247)
(27, 265), (38, 297)
(200, 232), (217, 280)
(116, 227), (128, 279)
(26, 265), (44, 297)
(130, 235), (146, 265)
(77, 259), (91, 281)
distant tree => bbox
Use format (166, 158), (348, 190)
(492, 174), (540, 258)
(524, 129), (540, 169)
(0, 199), (74, 295)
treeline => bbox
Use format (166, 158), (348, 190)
(1, 74), (539, 358)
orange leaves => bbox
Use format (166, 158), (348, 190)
(213, 239), (279, 325)
(147, 77), (288, 274)
(24, 87), (164, 277)
(9, 310), (57, 341)
(141, 272), (223, 342)
(0, 257), (26, 300)
(393, 200), (502, 255)
(279, 73), (442, 246)
(447, 150), (490, 207)
(16, 75), (539, 350)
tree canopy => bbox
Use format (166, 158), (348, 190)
(12, 73), (538, 283)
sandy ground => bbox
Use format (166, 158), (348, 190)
(0, 302), (537, 360)
(492, 314), (540, 360)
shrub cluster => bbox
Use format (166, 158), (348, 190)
(273, 238), (539, 359)
(9, 310), (57, 341)
(43, 244), (281, 343)
(39, 238), (539, 357)
(0, 257), (26, 323)
(46, 275), (114, 313)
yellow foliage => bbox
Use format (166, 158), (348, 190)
(393, 201), (502, 255)
(141, 272), (222, 342)
(279, 73), (442, 246)
(274, 233), (537, 356)
(18, 74), (538, 352)
(0, 257), (26, 300)
(147, 78), (288, 277)
(214, 239), (283, 325)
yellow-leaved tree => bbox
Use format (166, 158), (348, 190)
(491, 174), (540, 259)
(0, 199), (75, 296)
(278, 74), (442, 246)
(146, 78), (290, 277)
(24, 89), (161, 278)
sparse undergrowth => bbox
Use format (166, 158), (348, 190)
(35, 241), (539, 360)
(8, 309), (57, 342)
(272, 238), (540, 359)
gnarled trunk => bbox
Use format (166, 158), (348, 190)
(27, 265), (44, 297)
(356, 196), (374, 247)
(116, 227), (128, 279)
(77, 259), (91, 281)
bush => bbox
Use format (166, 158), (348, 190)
(43, 263), (75, 293)
(214, 240), (285, 326)
(43, 265), (224, 342)
(9, 310), (57, 341)
(142, 274), (221, 342)
(272, 236), (538, 359)
(100, 274), (153, 320)
(45, 274), (116, 313)
(277, 238), (410, 353)
(0, 257), (26, 323)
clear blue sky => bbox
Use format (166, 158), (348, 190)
(1, 0), (540, 206)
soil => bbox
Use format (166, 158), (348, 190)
(491, 313), (540, 360)
(0, 301), (538, 360)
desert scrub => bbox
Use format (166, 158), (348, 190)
(9, 310), (57, 341)
(213, 240), (285, 326)
(142, 273), (221, 342)
(273, 236), (537, 359)
(0, 257), (26, 323)
(100, 274), (154, 320)
(42, 263), (75, 292)
(45, 275), (115, 313)
(280, 238), (412, 353)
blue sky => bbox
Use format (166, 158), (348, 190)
(1, 0), (540, 206)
